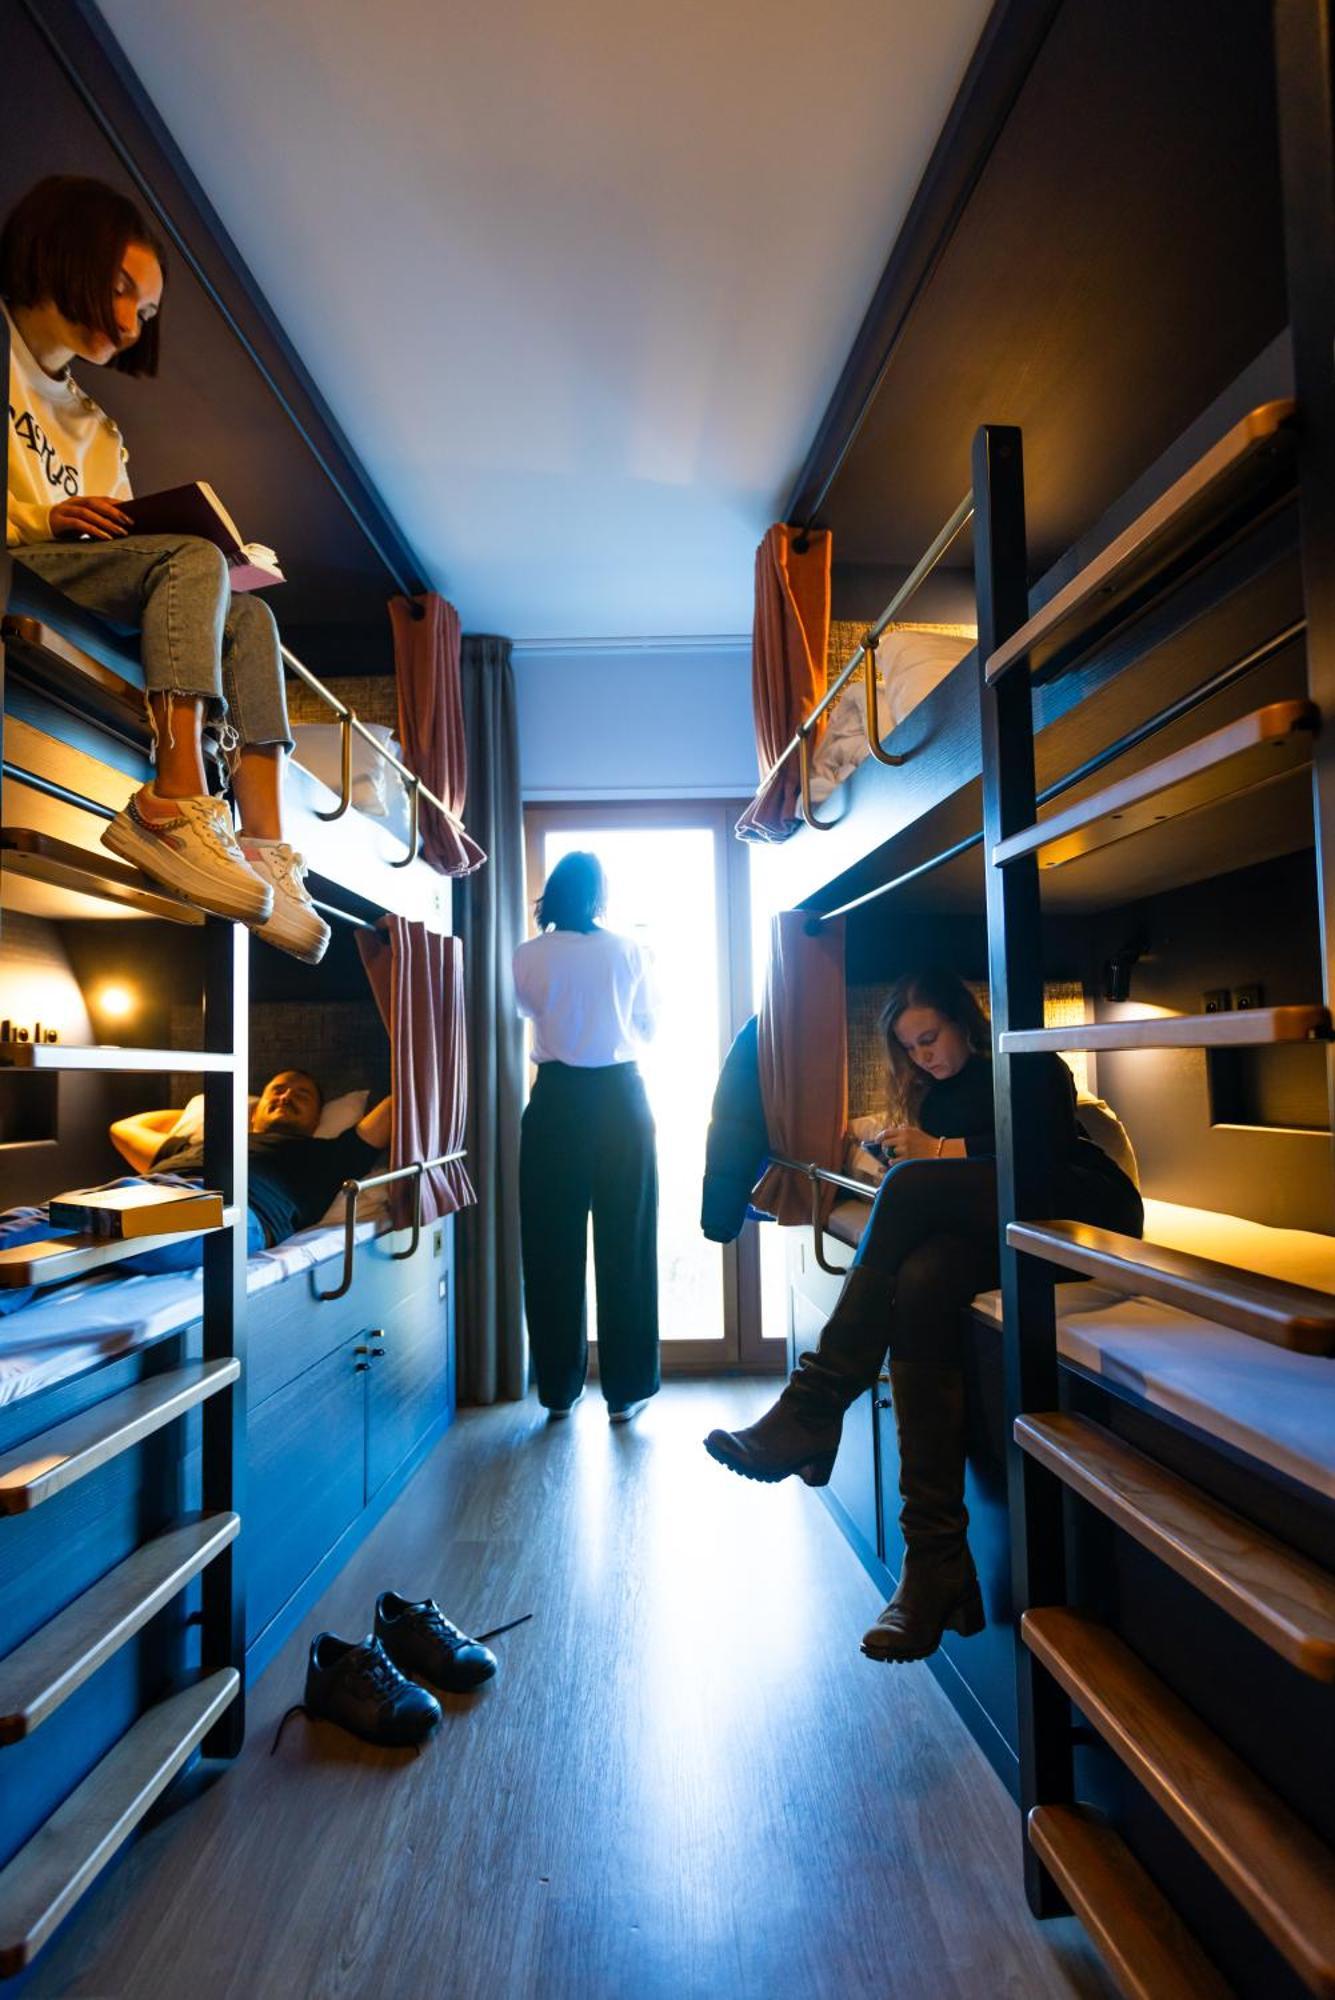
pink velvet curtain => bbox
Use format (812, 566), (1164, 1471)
(357, 918), (476, 1224)
(735, 525), (833, 843)
(751, 910), (847, 1224)
(390, 592), (487, 877)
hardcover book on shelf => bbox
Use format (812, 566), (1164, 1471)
(119, 482), (284, 591)
(48, 1182), (224, 1239)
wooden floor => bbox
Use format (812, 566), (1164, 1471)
(28, 1382), (1112, 2000)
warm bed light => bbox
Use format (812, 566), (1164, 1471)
(95, 983), (137, 1021)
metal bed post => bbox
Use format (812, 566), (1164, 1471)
(199, 918), (248, 1758)
(974, 423), (1072, 1915)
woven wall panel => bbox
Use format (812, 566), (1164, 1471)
(286, 674), (399, 730)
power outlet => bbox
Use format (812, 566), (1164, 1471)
(1233, 983), (1262, 1011)
(1202, 988), (1230, 1014)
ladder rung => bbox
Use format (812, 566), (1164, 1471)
(985, 400), (1296, 684)
(2, 614), (147, 733)
(0, 1361), (240, 1515)
(1015, 1414), (1335, 1679)
(0, 1208), (238, 1289)
(992, 700), (1319, 870)
(1023, 1608), (1335, 1992)
(0, 827), (205, 925)
(0, 1042), (235, 1073)
(1007, 1220), (1335, 1354)
(0, 1669), (238, 1976)
(1000, 1005), (1330, 1053)
(1028, 1804), (1232, 2000)
(0, 1513), (240, 1743)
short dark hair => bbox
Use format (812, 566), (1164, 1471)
(0, 176), (167, 378)
(267, 1067), (324, 1109)
(535, 851), (606, 933)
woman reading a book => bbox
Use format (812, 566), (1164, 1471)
(2, 174), (327, 963)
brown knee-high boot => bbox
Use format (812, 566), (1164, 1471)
(703, 1265), (893, 1487)
(861, 1360), (985, 1662)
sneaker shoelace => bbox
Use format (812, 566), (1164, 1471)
(259, 842), (313, 902)
(347, 1644), (410, 1703)
(177, 795), (248, 864)
(416, 1602), (469, 1649)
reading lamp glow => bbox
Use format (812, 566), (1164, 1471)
(95, 983), (136, 1021)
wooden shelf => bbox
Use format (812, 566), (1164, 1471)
(0, 1668), (238, 1977)
(0, 1208), (238, 1289)
(0, 1360), (240, 1515)
(1023, 1608), (1335, 1994)
(992, 700), (1319, 872)
(1000, 1005), (1331, 1054)
(1027, 1804), (1231, 2000)
(1007, 1220), (1335, 1355)
(1, 614), (147, 741)
(986, 400), (1297, 685)
(0, 1042), (235, 1073)
(1015, 1413), (1335, 1679)
(0, 1513), (239, 1744)
(0, 828), (204, 925)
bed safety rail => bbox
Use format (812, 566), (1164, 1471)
(279, 644), (435, 865)
(757, 493), (974, 831)
(317, 1149), (468, 1301)
(769, 1153), (875, 1275)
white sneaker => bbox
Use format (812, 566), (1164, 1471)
(239, 840), (331, 964)
(608, 1398), (649, 1425)
(103, 789), (273, 922)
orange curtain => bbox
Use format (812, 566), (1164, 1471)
(751, 910), (847, 1223)
(357, 918), (477, 1223)
(735, 525), (833, 843)
(390, 591), (487, 877)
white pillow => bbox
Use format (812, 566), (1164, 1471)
(170, 1092), (257, 1145)
(315, 1087), (369, 1138)
(1076, 1092), (1140, 1188)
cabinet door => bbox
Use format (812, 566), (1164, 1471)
(365, 1285), (451, 1500)
(246, 1336), (366, 1645)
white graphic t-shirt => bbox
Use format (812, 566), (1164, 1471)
(4, 301), (130, 545)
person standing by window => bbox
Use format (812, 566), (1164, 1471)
(514, 851), (660, 1423)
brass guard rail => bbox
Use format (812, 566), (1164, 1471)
(769, 1152), (875, 1276)
(280, 642), (441, 866)
(754, 493), (974, 831)
(317, 1149), (468, 1302)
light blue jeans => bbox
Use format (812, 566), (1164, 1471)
(14, 534), (292, 751)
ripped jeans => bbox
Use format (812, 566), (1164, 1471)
(14, 534), (292, 755)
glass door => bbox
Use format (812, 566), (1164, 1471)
(523, 802), (780, 1372)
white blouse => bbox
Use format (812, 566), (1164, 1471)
(513, 927), (659, 1067)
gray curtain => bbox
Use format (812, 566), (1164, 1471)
(454, 634), (527, 1402)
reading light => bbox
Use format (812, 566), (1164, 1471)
(95, 982), (137, 1021)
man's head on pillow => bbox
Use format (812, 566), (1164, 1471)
(250, 1070), (324, 1139)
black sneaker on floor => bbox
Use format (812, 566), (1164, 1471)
(304, 1631), (442, 1746)
(375, 1591), (499, 1692)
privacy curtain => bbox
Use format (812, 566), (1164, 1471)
(357, 918), (476, 1224)
(751, 910), (847, 1224)
(453, 634), (527, 1404)
(735, 525), (833, 843)
(389, 591), (488, 876)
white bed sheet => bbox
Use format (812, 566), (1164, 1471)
(808, 627), (976, 803)
(0, 1218), (382, 1412)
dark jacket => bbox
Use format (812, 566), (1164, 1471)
(700, 1015), (773, 1243)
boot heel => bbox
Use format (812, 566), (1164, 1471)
(796, 1453), (837, 1488)
(947, 1581), (985, 1638)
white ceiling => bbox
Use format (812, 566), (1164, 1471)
(97, 0), (990, 642)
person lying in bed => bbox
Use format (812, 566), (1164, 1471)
(0, 1070), (391, 1314)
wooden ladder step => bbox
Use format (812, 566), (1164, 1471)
(0, 1668), (238, 1976)
(1023, 1608), (1335, 1993)
(0, 1041), (235, 1073)
(0, 1360), (240, 1515)
(0, 828), (204, 925)
(1015, 1414), (1335, 1679)
(0, 1513), (240, 1744)
(2, 613), (147, 737)
(0, 1209), (237, 1289)
(1000, 1004), (1330, 1054)
(992, 700), (1319, 871)
(985, 399), (1296, 684)
(1028, 1803), (1232, 2000)
(1007, 1220), (1335, 1354)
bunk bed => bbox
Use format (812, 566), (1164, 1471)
(742, 5), (1335, 1991)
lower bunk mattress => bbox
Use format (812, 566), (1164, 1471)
(0, 1218), (383, 1408)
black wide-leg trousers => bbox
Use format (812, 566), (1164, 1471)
(519, 1060), (660, 1410)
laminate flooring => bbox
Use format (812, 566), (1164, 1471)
(28, 1382), (1114, 2000)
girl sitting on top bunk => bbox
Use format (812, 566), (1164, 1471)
(2, 174), (328, 963)
(705, 967), (1143, 1666)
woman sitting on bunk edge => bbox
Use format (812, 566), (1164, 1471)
(704, 967), (1143, 1666)
(2, 174), (328, 963)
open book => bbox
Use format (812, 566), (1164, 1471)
(120, 482), (284, 591)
